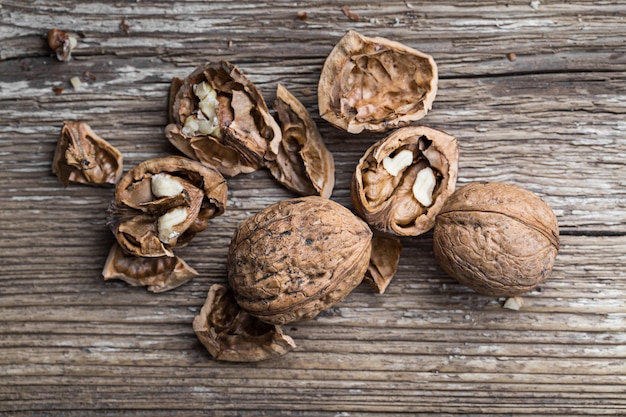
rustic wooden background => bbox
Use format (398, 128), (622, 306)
(1, 0), (625, 415)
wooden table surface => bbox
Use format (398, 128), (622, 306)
(1, 1), (625, 415)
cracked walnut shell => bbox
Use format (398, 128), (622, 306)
(352, 125), (459, 237)
(193, 283), (296, 362)
(269, 83), (335, 198)
(228, 196), (372, 325)
(318, 30), (438, 133)
(107, 156), (227, 258)
(164, 61), (282, 177)
(52, 121), (123, 187)
(433, 182), (560, 296)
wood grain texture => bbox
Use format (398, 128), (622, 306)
(1, 0), (625, 415)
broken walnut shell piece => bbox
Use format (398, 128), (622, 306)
(228, 196), (372, 325)
(193, 284), (296, 362)
(102, 243), (198, 293)
(269, 83), (335, 198)
(52, 121), (123, 187)
(433, 182), (560, 297)
(352, 125), (459, 237)
(164, 61), (282, 177)
(365, 231), (402, 294)
(318, 30), (438, 134)
(107, 156), (227, 258)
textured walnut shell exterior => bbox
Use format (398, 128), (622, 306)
(164, 61), (282, 177)
(52, 121), (123, 187)
(318, 30), (438, 134)
(193, 284), (296, 362)
(228, 196), (372, 325)
(102, 243), (198, 293)
(433, 182), (560, 296)
(107, 156), (227, 258)
(351, 125), (459, 236)
(269, 83), (335, 198)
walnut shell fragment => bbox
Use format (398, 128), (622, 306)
(318, 30), (438, 134)
(269, 83), (335, 198)
(193, 284), (296, 362)
(52, 121), (123, 187)
(365, 232), (402, 294)
(433, 182), (560, 296)
(102, 243), (198, 293)
(107, 156), (227, 258)
(352, 125), (459, 236)
(164, 61), (282, 177)
(228, 196), (372, 325)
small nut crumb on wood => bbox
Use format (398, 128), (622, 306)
(47, 28), (77, 61)
(52, 121), (123, 187)
(318, 30), (438, 134)
(228, 196), (372, 325)
(352, 125), (459, 237)
(433, 182), (560, 297)
(106, 156), (227, 258)
(193, 284), (296, 362)
(102, 243), (198, 293)
(341, 5), (360, 21)
(503, 296), (525, 311)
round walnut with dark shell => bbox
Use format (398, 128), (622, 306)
(227, 196), (372, 325)
(107, 156), (227, 258)
(165, 61), (282, 177)
(433, 182), (560, 296)
(318, 30), (438, 134)
(351, 125), (459, 237)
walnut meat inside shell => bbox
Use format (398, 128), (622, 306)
(107, 156), (227, 258)
(433, 182), (560, 296)
(164, 61), (282, 177)
(318, 30), (438, 134)
(351, 125), (459, 236)
(228, 196), (372, 325)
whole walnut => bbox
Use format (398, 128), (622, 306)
(433, 182), (560, 296)
(228, 196), (372, 325)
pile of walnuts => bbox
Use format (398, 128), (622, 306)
(52, 30), (559, 362)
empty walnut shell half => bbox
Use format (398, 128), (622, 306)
(318, 30), (438, 134)
(228, 196), (372, 325)
(269, 83), (335, 198)
(107, 156), (227, 258)
(52, 121), (123, 187)
(433, 182), (560, 296)
(351, 125), (459, 236)
(164, 61), (282, 177)
(102, 243), (198, 293)
(193, 284), (296, 362)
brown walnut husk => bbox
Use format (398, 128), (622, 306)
(193, 284), (296, 362)
(365, 232), (402, 294)
(228, 196), (372, 325)
(107, 156), (227, 258)
(433, 182), (560, 296)
(164, 61), (282, 177)
(318, 30), (438, 134)
(269, 83), (335, 198)
(52, 121), (123, 187)
(351, 125), (459, 236)
(102, 243), (198, 293)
